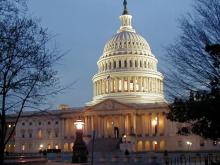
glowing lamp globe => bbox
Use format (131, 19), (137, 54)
(74, 120), (84, 130)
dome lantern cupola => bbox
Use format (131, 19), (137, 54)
(118, 0), (135, 33)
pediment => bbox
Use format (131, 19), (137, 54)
(86, 99), (131, 111)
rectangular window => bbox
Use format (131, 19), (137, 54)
(130, 80), (134, 91)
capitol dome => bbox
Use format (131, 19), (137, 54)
(87, 3), (165, 106)
(102, 31), (152, 58)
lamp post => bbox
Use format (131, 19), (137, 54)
(152, 117), (158, 135)
(72, 120), (88, 163)
(186, 141), (192, 151)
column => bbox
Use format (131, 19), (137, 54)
(122, 77), (124, 92)
(116, 78), (118, 92)
(84, 116), (87, 135)
(134, 77), (136, 92)
(100, 80), (103, 94)
(140, 77), (143, 92)
(108, 80), (110, 94)
(119, 115), (123, 136)
(125, 114), (129, 135)
(110, 79), (112, 93)
(146, 78), (149, 92)
(145, 77), (147, 92)
(156, 113), (159, 136)
(142, 115), (146, 137)
(103, 116), (107, 137)
(104, 80), (106, 94)
(97, 82), (99, 95)
(132, 59), (135, 68)
(98, 116), (101, 137)
(128, 77), (130, 92)
(149, 113), (152, 136)
(161, 112), (166, 136)
(91, 116), (94, 131)
(132, 113), (136, 134)
(61, 119), (65, 138)
(93, 83), (96, 96)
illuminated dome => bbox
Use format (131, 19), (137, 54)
(87, 3), (165, 106)
(102, 31), (152, 58)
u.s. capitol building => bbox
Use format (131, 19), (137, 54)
(6, 2), (220, 153)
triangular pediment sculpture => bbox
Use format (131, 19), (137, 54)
(86, 99), (131, 111)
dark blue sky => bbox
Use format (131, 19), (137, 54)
(27, 0), (192, 108)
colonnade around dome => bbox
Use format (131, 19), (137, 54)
(93, 76), (163, 96)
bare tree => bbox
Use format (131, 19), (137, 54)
(0, 0), (62, 163)
(164, 0), (220, 100)
(163, 0), (220, 140)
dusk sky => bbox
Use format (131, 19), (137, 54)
(27, 0), (192, 109)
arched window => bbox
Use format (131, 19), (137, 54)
(109, 62), (112, 70)
(124, 60), (127, 68)
(105, 63), (107, 70)
(113, 61), (116, 69)
(130, 60), (133, 67)
(144, 61), (147, 68)
(135, 60), (138, 68)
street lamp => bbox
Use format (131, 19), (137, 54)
(123, 134), (127, 143)
(152, 117), (158, 135)
(186, 141), (192, 151)
(72, 119), (88, 163)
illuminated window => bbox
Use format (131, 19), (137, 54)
(124, 80), (128, 91)
(37, 129), (42, 139)
(135, 79), (139, 91)
(113, 79), (116, 92)
(22, 144), (25, 151)
(55, 144), (59, 149)
(130, 80), (134, 91)
(110, 80), (113, 92)
(105, 81), (108, 93)
(118, 79), (122, 91)
(47, 144), (51, 149)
